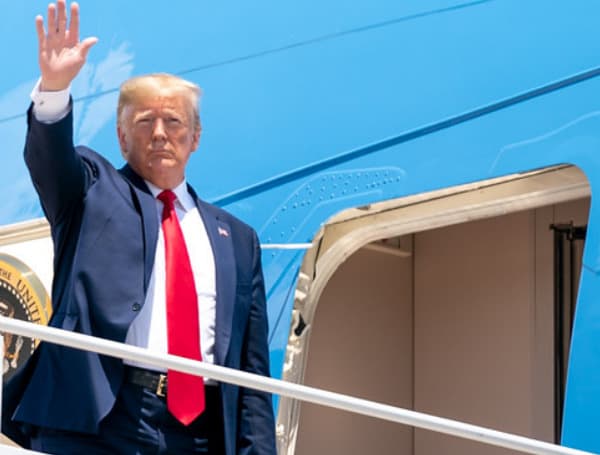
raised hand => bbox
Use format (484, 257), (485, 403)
(36, 0), (98, 91)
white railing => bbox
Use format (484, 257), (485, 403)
(261, 243), (313, 250)
(0, 316), (596, 455)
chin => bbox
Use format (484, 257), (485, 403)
(147, 158), (176, 169)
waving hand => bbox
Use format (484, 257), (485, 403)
(36, 0), (98, 91)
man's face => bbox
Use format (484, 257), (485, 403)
(117, 87), (200, 189)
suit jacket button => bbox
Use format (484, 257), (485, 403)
(132, 303), (141, 312)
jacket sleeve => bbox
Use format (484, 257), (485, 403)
(237, 231), (277, 455)
(24, 102), (93, 227)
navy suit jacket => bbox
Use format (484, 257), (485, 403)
(2, 105), (276, 455)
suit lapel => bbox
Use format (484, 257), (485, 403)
(119, 165), (159, 292)
(115, 172), (235, 363)
(189, 187), (236, 365)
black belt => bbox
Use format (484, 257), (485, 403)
(124, 365), (219, 400)
(124, 365), (168, 397)
(124, 365), (218, 399)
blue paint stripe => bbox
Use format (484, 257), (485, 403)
(177, 0), (496, 77)
(211, 65), (600, 206)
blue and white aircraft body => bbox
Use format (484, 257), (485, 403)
(1, 1), (600, 453)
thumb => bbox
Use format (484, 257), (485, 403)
(79, 37), (99, 60)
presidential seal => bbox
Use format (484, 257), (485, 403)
(0, 253), (52, 382)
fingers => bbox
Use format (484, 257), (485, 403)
(56, 0), (67, 34)
(44, 1), (69, 40)
(68, 2), (80, 44)
(41, 1), (90, 50)
(35, 15), (46, 48)
(46, 3), (56, 35)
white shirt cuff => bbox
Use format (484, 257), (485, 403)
(30, 79), (71, 124)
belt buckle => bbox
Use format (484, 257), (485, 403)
(156, 374), (167, 397)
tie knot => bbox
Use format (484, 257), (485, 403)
(158, 190), (177, 207)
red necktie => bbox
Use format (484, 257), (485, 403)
(158, 190), (205, 425)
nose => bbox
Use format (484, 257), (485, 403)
(152, 118), (167, 141)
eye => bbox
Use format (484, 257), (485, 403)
(136, 117), (152, 126)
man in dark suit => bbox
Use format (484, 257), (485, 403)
(2, 1), (276, 453)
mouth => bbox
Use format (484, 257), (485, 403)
(146, 150), (176, 168)
(149, 149), (173, 157)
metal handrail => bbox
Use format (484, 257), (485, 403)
(0, 316), (595, 455)
(261, 243), (313, 250)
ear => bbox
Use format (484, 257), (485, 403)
(117, 124), (128, 159)
(192, 125), (201, 152)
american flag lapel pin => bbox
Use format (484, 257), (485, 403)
(218, 226), (229, 237)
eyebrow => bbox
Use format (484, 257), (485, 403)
(133, 109), (184, 118)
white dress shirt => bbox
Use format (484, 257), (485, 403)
(31, 82), (217, 375)
(125, 180), (217, 372)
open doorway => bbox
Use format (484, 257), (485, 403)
(277, 166), (590, 455)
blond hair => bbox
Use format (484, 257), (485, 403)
(117, 73), (202, 131)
